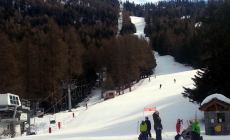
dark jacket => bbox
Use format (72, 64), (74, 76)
(153, 112), (162, 130)
(145, 120), (151, 130)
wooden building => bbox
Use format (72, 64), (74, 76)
(103, 90), (117, 100)
(199, 96), (230, 135)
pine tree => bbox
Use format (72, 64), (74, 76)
(182, 0), (230, 104)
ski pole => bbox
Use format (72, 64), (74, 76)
(137, 121), (139, 134)
(162, 131), (168, 137)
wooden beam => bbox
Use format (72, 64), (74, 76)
(200, 100), (230, 111)
(201, 101), (217, 111)
(215, 103), (218, 111)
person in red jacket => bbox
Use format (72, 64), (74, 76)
(176, 119), (183, 134)
(175, 119), (185, 140)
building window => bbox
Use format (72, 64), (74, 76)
(217, 113), (225, 123)
(10, 95), (19, 105)
(109, 93), (113, 96)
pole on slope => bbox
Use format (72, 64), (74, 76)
(137, 121), (139, 134)
(162, 131), (168, 137)
(143, 107), (144, 116)
(68, 86), (72, 112)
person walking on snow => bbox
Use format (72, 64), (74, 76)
(174, 79), (176, 83)
(159, 84), (162, 89)
(145, 116), (152, 138)
(140, 120), (147, 140)
(153, 110), (163, 140)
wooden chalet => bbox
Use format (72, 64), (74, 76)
(199, 97), (230, 135)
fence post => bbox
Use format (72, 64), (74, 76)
(49, 127), (51, 133)
(58, 122), (61, 129)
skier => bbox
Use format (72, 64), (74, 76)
(145, 116), (152, 138)
(153, 110), (162, 140)
(159, 84), (162, 89)
(190, 120), (201, 140)
(140, 120), (147, 140)
(174, 79), (176, 83)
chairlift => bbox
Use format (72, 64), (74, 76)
(49, 115), (56, 124)
(36, 108), (44, 118)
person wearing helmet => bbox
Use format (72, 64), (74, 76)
(140, 120), (147, 140)
(145, 116), (152, 138)
(153, 110), (162, 140)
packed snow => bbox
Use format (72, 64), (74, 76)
(13, 15), (230, 140)
(201, 94), (230, 106)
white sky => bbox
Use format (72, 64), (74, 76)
(13, 6), (230, 140)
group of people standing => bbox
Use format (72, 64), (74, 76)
(139, 110), (201, 140)
(139, 110), (162, 140)
(176, 118), (201, 140)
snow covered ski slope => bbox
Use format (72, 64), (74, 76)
(14, 17), (230, 140)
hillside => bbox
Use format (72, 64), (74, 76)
(14, 15), (203, 139)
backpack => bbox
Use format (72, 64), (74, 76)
(138, 132), (142, 140)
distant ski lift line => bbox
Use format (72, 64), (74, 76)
(61, 79), (78, 89)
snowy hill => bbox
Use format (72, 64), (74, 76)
(14, 17), (230, 140)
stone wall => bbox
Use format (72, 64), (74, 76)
(204, 111), (230, 135)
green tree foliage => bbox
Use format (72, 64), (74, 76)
(123, 0), (206, 67)
(183, 0), (230, 104)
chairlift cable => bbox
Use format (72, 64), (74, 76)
(30, 86), (62, 110)
(43, 93), (69, 114)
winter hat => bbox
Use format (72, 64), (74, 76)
(189, 119), (195, 123)
(155, 110), (159, 114)
(145, 116), (148, 120)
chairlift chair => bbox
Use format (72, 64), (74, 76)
(49, 115), (56, 124)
